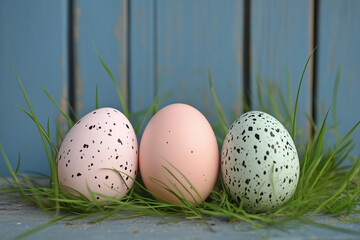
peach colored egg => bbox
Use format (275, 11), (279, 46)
(139, 103), (219, 204)
(57, 107), (138, 202)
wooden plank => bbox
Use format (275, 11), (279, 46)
(316, 0), (360, 156)
(74, 0), (128, 118)
(156, 0), (244, 124)
(0, 1), (68, 176)
(2, 193), (360, 239)
(250, 0), (312, 142)
(129, 0), (155, 114)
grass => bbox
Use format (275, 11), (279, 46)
(1, 51), (360, 239)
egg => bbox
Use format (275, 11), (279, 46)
(57, 107), (138, 202)
(139, 103), (219, 204)
(221, 111), (299, 211)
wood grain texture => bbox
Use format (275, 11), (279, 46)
(74, 0), (128, 118)
(250, 0), (312, 142)
(316, 0), (360, 156)
(1, 192), (360, 239)
(1, 1), (360, 177)
(156, 0), (244, 123)
(0, 0), (68, 176)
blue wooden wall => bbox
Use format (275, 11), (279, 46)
(1, 0), (360, 176)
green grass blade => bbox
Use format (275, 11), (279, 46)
(13, 68), (56, 176)
(255, 72), (268, 112)
(18, 106), (58, 153)
(161, 165), (198, 204)
(42, 84), (74, 127)
(15, 153), (21, 173)
(292, 47), (316, 140)
(0, 144), (20, 187)
(95, 84), (99, 109)
(331, 67), (341, 142)
(285, 65), (293, 112)
(163, 159), (202, 202)
(310, 120), (360, 191)
(65, 98), (78, 122)
(305, 108), (330, 186)
(208, 70), (230, 135)
(94, 45), (129, 118)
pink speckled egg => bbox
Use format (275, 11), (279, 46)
(57, 107), (138, 201)
(139, 103), (219, 204)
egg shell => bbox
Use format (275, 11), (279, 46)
(57, 107), (138, 201)
(221, 111), (299, 211)
(139, 103), (219, 204)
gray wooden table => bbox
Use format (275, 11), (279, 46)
(1, 194), (359, 240)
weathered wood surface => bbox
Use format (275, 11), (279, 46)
(316, 0), (360, 157)
(0, 0), (359, 176)
(0, 0), (68, 175)
(1, 193), (360, 240)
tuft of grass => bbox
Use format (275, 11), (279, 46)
(1, 50), (360, 239)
